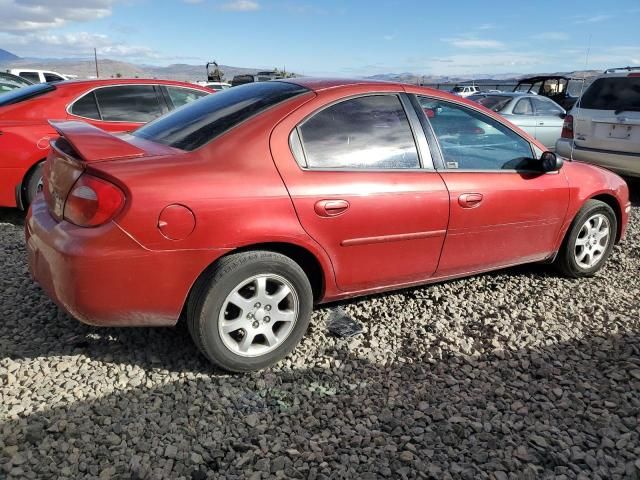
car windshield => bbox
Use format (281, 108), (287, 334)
(580, 77), (640, 111)
(0, 82), (55, 107)
(470, 95), (512, 112)
(133, 81), (309, 151)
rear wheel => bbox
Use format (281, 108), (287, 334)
(187, 251), (313, 372)
(555, 199), (617, 278)
(24, 162), (45, 206)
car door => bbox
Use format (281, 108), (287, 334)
(414, 95), (569, 276)
(270, 90), (450, 292)
(531, 97), (565, 149)
(67, 84), (166, 133)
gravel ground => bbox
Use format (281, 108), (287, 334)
(1, 182), (640, 480)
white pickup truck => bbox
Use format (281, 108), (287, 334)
(8, 68), (73, 84)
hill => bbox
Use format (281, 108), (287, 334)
(0, 49), (20, 62)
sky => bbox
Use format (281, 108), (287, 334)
(1, 0), (639, 77)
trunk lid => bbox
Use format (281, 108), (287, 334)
(43, 121), (180, 221)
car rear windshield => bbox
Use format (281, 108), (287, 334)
(580, 77), (640, 111)
(470, 95), (512, 112)
(133, 81), (309, 151)
(0, 83), (56, 107)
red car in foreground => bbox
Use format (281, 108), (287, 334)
(0, 78), (211, 208)
(26, 78), (630, 372)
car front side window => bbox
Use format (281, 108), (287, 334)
(166, 87), (209, 109)
(513, 98), (534, 115)
(417, 96), (534, 171)
(296, 94), (421, 170)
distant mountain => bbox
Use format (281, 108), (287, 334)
(367, 70), (602, 85)
(0, 57), (285, 82)
(0, 49), (20, 62)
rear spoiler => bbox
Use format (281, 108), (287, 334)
(48, 120), (145, 163)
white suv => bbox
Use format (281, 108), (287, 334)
(8, 69), (70, 84)
(451, 85), (480, 97)
(556, 67), (640, 177)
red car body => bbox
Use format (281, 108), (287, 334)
(0, 78), (212, 208)
(26, 78), (630, 329)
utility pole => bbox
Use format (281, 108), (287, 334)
(94, 48), (99, 78)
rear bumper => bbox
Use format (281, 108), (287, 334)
(556, 139), (640, 177)
(26, 197), (228, 326)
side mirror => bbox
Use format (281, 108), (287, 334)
(541, 151), (563, 172)
(559, 112), (567, 119)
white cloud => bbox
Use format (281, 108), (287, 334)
(219, 0), (259, 11)
(0, 0), (119, 32)
(574, 14), (613, 24)
(383, 34), (395, 41)
(443, 37), (505, 49)
(0, 31), (161, 60)
(533, 32), (569, 41)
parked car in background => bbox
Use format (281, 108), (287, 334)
(556, 67), (640, 177)
(469, 92), (566, 149)
(513, 75), (585, 111)
(26, 79), (629, 372)
(0, 71), (32, 94)
(203, 81), (231, 91)
(8, 68), (71, 83)
(0, 78), (212, 208)
(231, 74), (256, 87)
(451, 85), (480, 97)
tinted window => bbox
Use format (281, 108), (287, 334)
(0, 83), (55, 107)
(472, 95), (511, 112)
(19, 72), (40, 83)
(134, 81), (308, 151)
(44, 73), (64, 83)
(298, 95), (420, 169)
(532, 97), (563, 115)
(95, 85), (162, 122)
(418, 97), (533, 170)
(580, 77), (640, 111)
(71, 92), (100, 120)
(166, 87), (209, 109)
(513, 98), (533, 115)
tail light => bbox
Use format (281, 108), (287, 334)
(561, 114), (574, 139)
(63, 174), (125, 227)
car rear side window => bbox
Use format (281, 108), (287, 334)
(580, 77), (640, 111)
(513, 98), (533, 115)
(70, 91), (101, 120)
(133, 81), (309, 151)
(95, 85), (163, 122)
(297, 95), (420, 170)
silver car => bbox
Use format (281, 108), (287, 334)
(469, 92), (566, 150)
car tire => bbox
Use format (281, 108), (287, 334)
(187, 250), (313, 372)
(555, 199), (617, 278)
(25, 162), (45, 206)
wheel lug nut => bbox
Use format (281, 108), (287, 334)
(252, 321), (259, 328)
(264, 316), (271, 323)
(265, 305), (271, 311)
(247, 313), (254, 319)
(254, 302), (261, 308)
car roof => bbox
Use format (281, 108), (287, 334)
(284, 77), (402, 92)
(55, 78), (212, 90)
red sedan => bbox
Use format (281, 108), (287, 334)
(26, 78), (630, 372)
(0, 78), (212, 208)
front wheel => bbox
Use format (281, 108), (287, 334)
(187, 251), (313, 372)
(555, 199), (617, 278)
